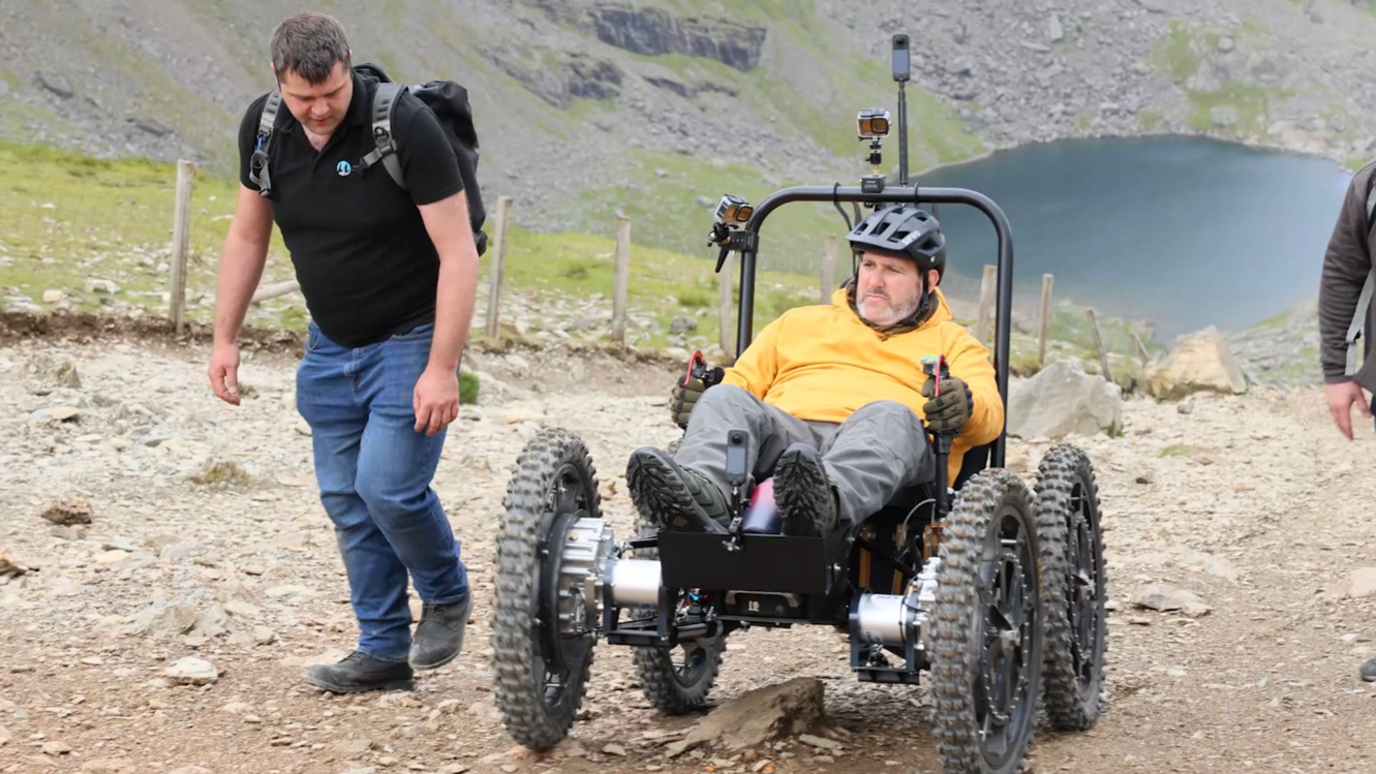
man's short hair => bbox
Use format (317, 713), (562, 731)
(270, 12), (351, 84)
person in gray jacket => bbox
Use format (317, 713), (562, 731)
(1319, 161), (1376, 440)
(1318, 161), (1376, 681)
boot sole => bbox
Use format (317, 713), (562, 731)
(773, 446), (833, 537)
(627, 450), (727, 534)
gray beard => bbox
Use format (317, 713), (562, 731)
(858, 292), (922, 326)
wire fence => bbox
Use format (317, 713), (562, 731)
(1, 154), (1131, 372)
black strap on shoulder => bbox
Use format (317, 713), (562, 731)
(248, 90), (282, 197)
(360, 82), (406, 189)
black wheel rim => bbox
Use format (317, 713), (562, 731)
(535, 461), (595, 712)
(976, 503), (1038, 769)
(1067, 478), (1104, 698)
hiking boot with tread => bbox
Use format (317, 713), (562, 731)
(773, 442), (839, 537)
(626, 447), (729, 533)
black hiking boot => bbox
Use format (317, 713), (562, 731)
(304, 650), (414, 694)
(626, 447), (729, 533)
(773, 442), (839, 537)
(409, 593), (472, 671)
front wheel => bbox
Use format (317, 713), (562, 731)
(929, 468), (1044, 774)
(1035, 443), (1108, 731)
(492, 428), (603, 750)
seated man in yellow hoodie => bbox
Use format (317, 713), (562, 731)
(626, 203), (1004, 537)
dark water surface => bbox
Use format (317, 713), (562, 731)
(912, 135), (1352, 340)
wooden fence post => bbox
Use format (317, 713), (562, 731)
(169, 159), (194, 334)
(483, 195), (513, 340)
(612, 212), (631, 346)
(718, 253), (733, 355)
(1038, 273), (1054, 366)
(976, 264), (996, 342)
(820, 235), (837, 304)
(1085, 307), (1112, 383)
(1131, 331), (1151, 368)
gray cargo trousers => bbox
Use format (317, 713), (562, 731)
(674, 384), (936, 523)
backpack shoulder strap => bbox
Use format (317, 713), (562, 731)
(248, 90), (282, 197)
(361, 82), (406, 189)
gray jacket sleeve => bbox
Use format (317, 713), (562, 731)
(1318, 163), (1376, 384)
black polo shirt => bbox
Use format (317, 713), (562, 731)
(237, 68), (464, 348)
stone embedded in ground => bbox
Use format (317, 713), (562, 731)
(1006, 357), (1123, 439)
(674, 676), (825, 754)
(0, 551), (28, 578)
(1148, 326), (1248, 400)
(165, 656), (218, 685)
(122, 602), (198, 640)
(1131, 583), (1211, 617)
(1347, 567), (1376, 598)
(40, 495), (93, 526)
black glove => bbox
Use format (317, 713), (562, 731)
(670, 374), (708, 428)
(921, 374), (973, 434)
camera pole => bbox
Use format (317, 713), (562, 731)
(898, 79), (908, 187)
(892, 33), (911, 187)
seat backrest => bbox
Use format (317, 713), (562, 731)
(953, 443), (990, 490)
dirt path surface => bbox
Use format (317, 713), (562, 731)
(3, 335), (1376, 774)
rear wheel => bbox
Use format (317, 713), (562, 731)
(492, 428), (603, 750)
(1035, 443), (1108, 731)
(628, 515), (725, 714)
(930, 468), (1044, 774)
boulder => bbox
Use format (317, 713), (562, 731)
(1007, 358), (1123, 439)
(671, 676), (824, 755)
(1147, 326), (1247, 400)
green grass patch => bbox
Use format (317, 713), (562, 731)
(493, 224), (822, 351)
(1186, 83), (1283, 137)
(458, 370), (480, 404)
(1152, 20), (1200, 82)
(0, 141), (294, 321)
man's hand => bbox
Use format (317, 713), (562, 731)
(670, 374), (708, 428)
(208, 341), (242, 406)
(1325, 380), (1371, 440)
(414, 365), (460, 436)
(921, 374), (973, 434)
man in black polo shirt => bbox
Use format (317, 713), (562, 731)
(206, 12), (480, 693)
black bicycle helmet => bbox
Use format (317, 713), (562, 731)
(845, 203), (947, 278)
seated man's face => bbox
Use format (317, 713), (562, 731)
(856, 251), (931, 326)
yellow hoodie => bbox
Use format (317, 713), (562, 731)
(722, 286), (1004, 487)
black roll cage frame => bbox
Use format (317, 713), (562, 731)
(716, 183), (1015, 469)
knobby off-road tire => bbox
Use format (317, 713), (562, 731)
(930, 468), (1045, 774)
(492, 427), (602, 750)
(627, 508), (726, 715)
(1034, 443), (1108, 731)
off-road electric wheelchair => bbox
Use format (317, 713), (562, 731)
(490, 34), (1108, 774)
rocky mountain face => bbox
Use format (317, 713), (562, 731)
(2, 0), (1375, 253)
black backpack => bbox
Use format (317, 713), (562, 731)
(248, 62), (487, 256)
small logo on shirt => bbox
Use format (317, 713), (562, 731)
(336, 161), (352, 177)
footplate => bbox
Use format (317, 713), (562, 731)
(656, 529), (848, 594)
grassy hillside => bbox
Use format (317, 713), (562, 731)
(0, 139), (1155, 384)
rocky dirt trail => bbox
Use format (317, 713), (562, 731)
(3, 333), (1376, 774)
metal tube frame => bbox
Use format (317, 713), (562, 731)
(728, 184), (1013, 468)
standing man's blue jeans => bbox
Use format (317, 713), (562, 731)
(295, 320), (470, 664)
